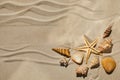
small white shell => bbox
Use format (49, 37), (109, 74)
(76, 65), (89, 77)
(71, 52), (84, 65)
(89, 56), (99, 68)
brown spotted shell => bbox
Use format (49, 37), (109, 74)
(52, 48), (71, 58)
(97, 38), (112, 53)
(101, 57), (116, 74)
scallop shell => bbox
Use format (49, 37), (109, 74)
(76, 65), (89, 77)
(52, 48), (71, 58)
(97, 38), (112, 53)
(71, 52), (84, 65)
(103, 24), (112, 38)
(89, 56), (99, 68)
(101, 57), (116, 74)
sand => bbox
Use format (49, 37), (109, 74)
(0, 0), (120, 80)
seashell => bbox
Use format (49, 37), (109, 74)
(97, 38), (112, 53)
(71, 52), (84, 65)
(101, 57), (116, 74)
(59, 58), (69, 67)
(76, 65), (89, 77)
(52, 48), (71, 58)
(89, 56), (99, 68)
(103, 24), (112, 38)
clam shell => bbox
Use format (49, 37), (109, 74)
(89, 56), (99, 68)
(97, 38), (112, 53)
(52, 48), (71, 58)
(76, 65), (89, 77)
(101, 57), (116, 74)
(71, 52), (84, 65)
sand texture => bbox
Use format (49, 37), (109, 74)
(0, 0), (120, 80)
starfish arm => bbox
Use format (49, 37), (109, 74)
(86, 49), (91, 64)
(83, 35), (90, 46)
(75, 46), (88, 51)
(90, 38), (98, 47)
(91, 48), (100, 55)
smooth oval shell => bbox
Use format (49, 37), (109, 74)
(52, 48), (71, 58)
(101, 57), (116, 74)
(71, 52), (84, 65)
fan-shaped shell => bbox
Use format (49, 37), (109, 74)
(76, 65), (89, 77)
(101, 57), (116, 74)
(97, 38), (112, 53)
(71, 52), (84, 65)
(52, 48), (71, 58)
(89, 56), (99, 68)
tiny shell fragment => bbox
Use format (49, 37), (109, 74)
(71, 52), (84, 65)
(59, 58), (69, 67)
(52, 48), (71, 58)
(101, 57), (116, 74)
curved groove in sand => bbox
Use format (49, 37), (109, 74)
(0, 6), (70, 17)
(0, 45), (29, 52)
(0, 14), (66, 24)
(0, 0), (80, 7)
(0, 50), (60, 60)
(3, 57), (60, 66)
(71, 12), (119, 21)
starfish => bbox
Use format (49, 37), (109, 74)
(75, 35), (102, 64)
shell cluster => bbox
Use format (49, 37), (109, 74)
(52, 22), (116, 77)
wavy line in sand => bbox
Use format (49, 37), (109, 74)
(0, 14), (67, 25)
(0, 0), (80, 7)
(0, 6), (70, 18)
(0, 50), (61, 60)
(0, 45), (29, 52)
(71, 12), (119, 21)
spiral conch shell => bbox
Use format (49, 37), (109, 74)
(103, 24), (112, 38)
(89, 56), (99, 68)
(76, 65), (89, 77)
(97, 38), (112, 53)
(52, 48), (71, 58)
(101, 57), (116, 74)
(71, 52), (84, 65)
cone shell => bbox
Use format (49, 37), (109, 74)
(89, 56), (99, 68)
(101, 57), (116, 74)
(71, 52), (84, 65)
(76, 65), (89, 77)
(103, 25), (112, 38)
(52, 48), (71, 58)
(97, 38), (112, 53)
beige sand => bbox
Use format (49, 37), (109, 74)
(0, 0), (120, 80)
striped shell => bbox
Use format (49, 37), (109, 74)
(52, 48), (71, 58)
(103, 24), (112, 38)
(89, 56), (99, 68)
(76, 65), (89, 77)
(97, 38), (112, 53)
